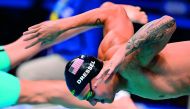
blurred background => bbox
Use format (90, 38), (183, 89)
(0, 0), (189, 109)
(0, 0), (190, 44)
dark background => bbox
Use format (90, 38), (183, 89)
(0, 0), (189, 45)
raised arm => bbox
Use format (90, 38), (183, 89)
(3, 6), (121, 68)
(125, 15), (176, 66)
(23, 2), (147, 49)
(23, 7), (116, 49)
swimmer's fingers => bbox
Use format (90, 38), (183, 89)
(23, 28), (40, 35)
(135, 6), (141, 11)
(102, 48), (125, 82)
(94, 78), (103, 88)
(24, 33), (47, 49)
(95, 61), (109, 80)
(94, 67), (115, 87)
(94, 61), (114, 87)
(25, 39), (40, 49)
(28, 23), (42, 30)
(94, 70), (105, 87)
(103, 60), (118, 82)
(103, 67), (115, 82)
(23, 33), (39, 41)
(94, 65), (109, 87)
(140, 12), (148, 24)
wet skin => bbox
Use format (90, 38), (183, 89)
(119, 16), (189, 100)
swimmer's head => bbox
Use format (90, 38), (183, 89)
(65, 55), (121, 105)
(65, 55), (103, 97)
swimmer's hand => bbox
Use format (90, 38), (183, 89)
(23, 20), (65, 49)
(122, 5), (148, 24)
(94, 44), (126, 87)
(23, 19), (96, 49)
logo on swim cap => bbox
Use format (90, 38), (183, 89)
(69, 58), (84, 75)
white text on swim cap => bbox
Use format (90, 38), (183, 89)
(77, 61), (95, 84)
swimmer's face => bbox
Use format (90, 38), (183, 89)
(78, 73), (120, 105)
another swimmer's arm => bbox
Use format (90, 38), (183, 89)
(0, 46), (11, 71)
(19, 80), (121, 109)
(3, 35), (41, 68)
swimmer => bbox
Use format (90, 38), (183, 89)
(0, 2), (144, 108)
(23, 1), (189, 105)
(64, 15), (179, 106)
(66, 14), (189, 106)
(0, 16), (137, 109)
(21, 2), (146, 107)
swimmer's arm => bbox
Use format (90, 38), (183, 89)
(4, 27), (95, 68)
(45, 26), (97, 48)
(23, 7), (122, 48)
(97, 16), (175, 81)
(58, 7), (111, 28)
(124, 16), (176, 66)
(19, 80), (130, 109)
(3, 18), (100, 68)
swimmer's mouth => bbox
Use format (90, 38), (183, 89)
(100, 100), (105, 103)
(99, 99), (112, 103)
(94, 99), (106, 103)
(94, 99), (104, 103)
